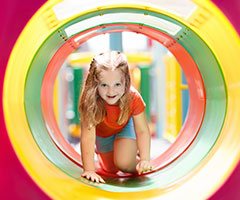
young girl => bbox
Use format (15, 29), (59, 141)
(79, 51), (153, 183)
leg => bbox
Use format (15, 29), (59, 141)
(97, 151), (119, 173)
(95, 135), (118, 174)
(113, 138), (138, 173)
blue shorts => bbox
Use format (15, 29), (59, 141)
(96, 118), (136, 153)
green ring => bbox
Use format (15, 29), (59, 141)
(24, 8), (226, 192)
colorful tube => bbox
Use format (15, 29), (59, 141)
(2, 0), (240, 199)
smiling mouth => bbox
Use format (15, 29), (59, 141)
(107, 95), (117, 99)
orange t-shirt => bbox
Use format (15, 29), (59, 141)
(96, 86), (146, 137)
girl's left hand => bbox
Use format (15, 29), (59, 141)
(136, 160), (153, 175)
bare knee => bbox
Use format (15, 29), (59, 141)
(114, 159), (136, 173)
(113, 138), (138, 173)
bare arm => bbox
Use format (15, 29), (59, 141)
(133, 111), (151, 160)
(80, 123), (96, 171)
(80, 123), (105, 183)
(133, 111), (153, 174)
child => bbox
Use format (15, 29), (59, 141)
(79, 51), (153, 183)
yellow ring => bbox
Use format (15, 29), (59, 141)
(3, 0), (240, 199)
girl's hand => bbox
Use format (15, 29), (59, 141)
(81, 170), (105, 183)
(136, 160), (153, 175)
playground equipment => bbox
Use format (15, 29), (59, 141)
(1, 0), (240, 199)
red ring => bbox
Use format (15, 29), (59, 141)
(41, 23), (206, 177)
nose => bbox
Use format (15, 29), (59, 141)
(107, 86), (115, 95)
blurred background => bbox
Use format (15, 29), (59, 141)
(55, 32), (189, 159)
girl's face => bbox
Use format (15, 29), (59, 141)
(97, 69), (125, 105)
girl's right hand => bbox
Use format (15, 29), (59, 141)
(81, 170), (105, 183)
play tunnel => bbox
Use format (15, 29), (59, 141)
(2, 0), (240, 199)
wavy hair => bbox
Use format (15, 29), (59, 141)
(79, 51), (131, 128)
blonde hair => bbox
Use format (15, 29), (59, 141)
(79, 51), (131, 128)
